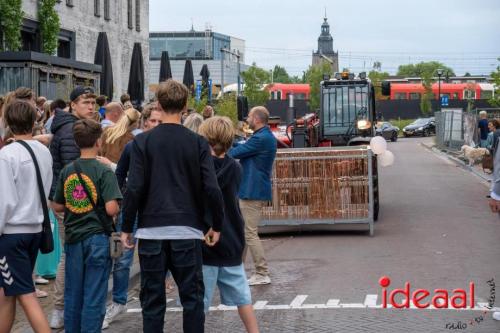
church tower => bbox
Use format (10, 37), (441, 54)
(312, 14), (339, 73)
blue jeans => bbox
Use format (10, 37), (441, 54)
(64, 233), (112, 333)
(112, 214), (137, 305)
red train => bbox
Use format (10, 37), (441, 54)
(389, 82), (494, 100)
(267, 83), (310, 100)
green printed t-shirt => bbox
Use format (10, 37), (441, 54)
(54, 158), (123, 244)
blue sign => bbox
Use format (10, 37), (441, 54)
(441, 95), (449, 106)
(208, 79), (212, 101)
(195, 81), (202, 101)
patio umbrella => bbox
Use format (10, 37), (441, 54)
(127, 42), (145, 105)
(200, 64), (210, 101)
(183, 59), (194, 93)
(159, 51), (172, 82)
(94, 32), (113, 99)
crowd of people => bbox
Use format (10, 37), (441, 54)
(0, 80), (278, 333)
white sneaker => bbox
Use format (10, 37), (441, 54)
(103, 302), (126, 329)
(49, 309), (64, 329)
(493, 312), (500, 321)
(247, 274), (271, 286)
(34, 276), (49, 285)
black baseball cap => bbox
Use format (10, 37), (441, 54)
(70, 86), (96, 101)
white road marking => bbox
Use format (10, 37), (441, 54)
(290, 295), (308, 308)
(363, 294), (378, 307)
(125, 295), (500, 313)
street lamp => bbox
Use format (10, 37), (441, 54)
(436, 68), (444, 111)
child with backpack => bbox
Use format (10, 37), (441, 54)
(52, 119), (122, 332)
(198, 116), (259, 333)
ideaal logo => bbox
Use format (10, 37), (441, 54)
(379, 276), (475, 309)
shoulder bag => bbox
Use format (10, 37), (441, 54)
(17, 140), (54, 254)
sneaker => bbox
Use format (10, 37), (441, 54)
(34, 276), (49, 285)
(247, 274), (271, 286)
(493, 312), (500, 321)
(103, 302), (126, 328)
(35, 288), (48, 298)
(49, 309), (64, 329)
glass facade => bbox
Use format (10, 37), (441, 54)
(149, 32), (230, 60)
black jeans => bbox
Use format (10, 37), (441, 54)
(138, 239), (205, 333)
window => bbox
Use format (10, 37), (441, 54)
(464, 90), (476, 99)
(452, 92), (459, 99)
(394, 92), (407, 100)
(409, 93), (421, 100)
(480, 91), (493, 99)
(94, 0), (100, 17)
(127, 0), (133, 29)
(135, 0), (140, 32)
(66, 0), (73, 7)
(104, 0), (110, 20)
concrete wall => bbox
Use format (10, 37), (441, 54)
(22, 0), (149, 101)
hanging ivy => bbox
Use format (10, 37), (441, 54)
(38, 0), (60, 55)
(0, 0), (24, 51)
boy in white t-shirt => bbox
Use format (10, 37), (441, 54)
(0, 99), (53, 333)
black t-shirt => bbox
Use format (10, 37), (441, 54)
(54, 158), (122, 244)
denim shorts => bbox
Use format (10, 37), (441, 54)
(203, 264), (252, 311)
(0, 232), (42, 296)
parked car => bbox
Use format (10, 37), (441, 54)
(376, 122), (400, 142)
(403, 118), (436, 137)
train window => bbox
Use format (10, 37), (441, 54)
(277, 91), (282, 100)
(394, 93), (407, 100)
(464, 90), (476, 99)
(409, 93), (421, 100)
(480, 90), (493, 99)
(453, 92), (459, 99)
(295, 93), (306, 100)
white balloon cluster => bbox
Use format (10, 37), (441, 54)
(370, 136), (394, 167)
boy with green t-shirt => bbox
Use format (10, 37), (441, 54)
(52, 119), (122, 332)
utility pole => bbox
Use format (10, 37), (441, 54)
(220, 48), (224, 97)
(220, 48), (241, 96)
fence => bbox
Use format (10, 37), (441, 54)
(260, 146), (374, 235)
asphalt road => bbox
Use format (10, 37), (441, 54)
(14, 137), (500, 332)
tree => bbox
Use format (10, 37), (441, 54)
(488, 58), (500, 107)
(304, 61), (333, 110)
(38, 0), (60, 55)
(397, 61), (455, 77)
(214, 94), (238, 124)
(241, 63), (270, 107)
(272, 65), (291, 83)
(368, 70), (390, 100)
(372, 61), (382, 72)
(420, 71), (433, 116)
(0, 0), (24, 51)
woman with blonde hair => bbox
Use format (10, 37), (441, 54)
(100, 108), (141, 163)
(183, 112), (204, 133)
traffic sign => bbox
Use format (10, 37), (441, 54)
(441, 95), (449, 106)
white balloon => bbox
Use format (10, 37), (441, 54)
(379, 150), (395, 167)
(370, 136), (387, 155)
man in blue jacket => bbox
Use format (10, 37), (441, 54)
(228, 106), (277, 286)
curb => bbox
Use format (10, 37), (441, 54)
(420, 142), (493, 185)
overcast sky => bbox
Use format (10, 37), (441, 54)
(149, 0), (500, 76)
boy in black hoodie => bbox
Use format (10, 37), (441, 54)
(198, 117), (259, 333)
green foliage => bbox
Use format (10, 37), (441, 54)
(397, 61), (455, 77)
(241, 63), (270, 107)
(368, 70), (390, 100)
(420, 71), (433, 116)
(304, 61), (333, 110)
(489, 58), (500, 108)
(38, 0), (60, 55)
(272, 65), (291, 83)
(214, 94), (238, 124)
(188, 96), (208, 113)
(0, 0), (24, 51)
(389, 118), (415, 137)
